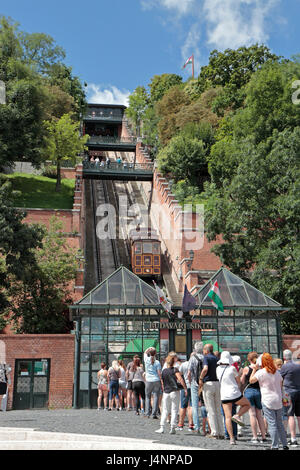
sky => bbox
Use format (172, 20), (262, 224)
(1, 0), (300, 105)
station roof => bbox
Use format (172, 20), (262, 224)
(72, 266), (161, 309)
(194, 267), (285, 311)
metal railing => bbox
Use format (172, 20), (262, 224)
(87, 136), (137, 145)
(83, 161), (154, 173)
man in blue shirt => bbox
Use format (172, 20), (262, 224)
(280, 349), (300, 447)
(199, 343), (224, 439)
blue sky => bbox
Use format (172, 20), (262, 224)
(1, 0), (299, 105)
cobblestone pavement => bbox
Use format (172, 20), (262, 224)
(0, 409), (299, 451)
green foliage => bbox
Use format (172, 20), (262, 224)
(7, 216), (80, 334)
(149, 73), (183, 103)
(125, 86), (149, 136)
(44, 113), (88, 191)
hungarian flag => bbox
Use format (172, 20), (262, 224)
(182, 55), (193, 69)
(153, 281), (174, 316)
(207, 281), (224, 313)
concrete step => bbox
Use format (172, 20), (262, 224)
(0, 427), (202, 450)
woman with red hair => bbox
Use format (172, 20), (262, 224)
(250, 353), (288, 450)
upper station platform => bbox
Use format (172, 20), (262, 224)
(82, 160), (154, 181)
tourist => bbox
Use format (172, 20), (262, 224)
(199, 391), (211, 436)
(0, 363), (10, 412)
(95, 156), (100, 168)
(107, 360), (121, 411)
(216, 351), (250, 445)
(187, 342), (204, 434)
(155, 353), (187, 435)
(106, 156), (111, 168)
(130, 357), (145, 415)
(249, 352), (289, 450)
(199, 343), (224, 439)
(118, 360), (127, 410)
(97, 362), (108, 410)
(176, 354), (194, 432)
(280, 349), (300, 447)
(240, 352), (267, 444)
(144, 347), (162, 419)
(126, 355), (139, 411)
(274, 358), (290, 435)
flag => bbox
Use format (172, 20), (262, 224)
(182, 284), (197, 313)
(207, 281), (224, 313)
(153, 281), (174, 316)
(182, 55), (193, 69)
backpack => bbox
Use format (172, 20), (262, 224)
(194, 355), (203, 384)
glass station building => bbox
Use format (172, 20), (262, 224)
(70, 266), (286, 409)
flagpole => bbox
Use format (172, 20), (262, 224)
(192, 54), (194, 79)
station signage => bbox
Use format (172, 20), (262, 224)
(144, 321), (202, 330)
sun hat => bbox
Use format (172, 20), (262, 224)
(218, 351), (233, 365)
(232, 355), (241, 363)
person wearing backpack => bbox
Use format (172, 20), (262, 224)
(187, 342), (204, 434)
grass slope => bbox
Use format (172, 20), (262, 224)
(2, 173), (75, 209)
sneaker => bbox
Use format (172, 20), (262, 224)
(283, 446), (289, 450)
(152, 415), (158, 420)
(155, 427), (164, 434)
(230, 440), (237, 445)
(232, 415), (245, 427)
(175, 425), (184, 431)
(169, 428), (176, 435)
(188, 427), (194, 432)
(289, 440), (298, 447)
(251, 438), (259, 444)
(119, 407), (122, 411)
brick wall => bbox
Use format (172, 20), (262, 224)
(0, 335), (75, 410)
(282, 335), (300, 359)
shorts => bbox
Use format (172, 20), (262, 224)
(287, 390), (300, 417)
(98, 384), (108, 392)
(180, 388), (191, 409)
(127, 380), (133, 391)
(119, 381), (127, 390)
(0, 382), (7, 395)
(200, 405), (208, 419)
(109, 380), (119, 400)
(244, 387), (262, 410)
(222, 395), (243, 405)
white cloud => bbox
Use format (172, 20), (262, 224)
(87, 84), (131, 106)
(203, 0), (280, 50)
(141, 0), (195, 16)
(181, 23), (201, 73)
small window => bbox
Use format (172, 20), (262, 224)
(153, 243), (160, 254)
(143, 255), (152, 266)
(143, 242), (153, 254)
(134, 242), (142, 254)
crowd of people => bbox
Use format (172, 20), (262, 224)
(97, 343), (300, 449)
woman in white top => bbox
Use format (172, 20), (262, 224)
(216, 351), (250, 445)
(249, 352), (288, 450)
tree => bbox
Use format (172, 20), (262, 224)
(6, 217), (80, 334)
(149, 73), (183, 103)
(203, 128), (300, 333)
(44, 113), (89, 191)
(0, 177), (44, 320)
(125, 86), (149, 136)
(20, 32), (66, 73)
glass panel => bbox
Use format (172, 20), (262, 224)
(80, 372), (89, 390)
(153, 243), (160, 254)
(80, 353), (90, 371)
(235, 319), (251, 335)
(142, 283), (158, 305)
(18, 361), (32, 376)
(218, 318), (234, 335)
(215, 270), (234, 306)
(91, 371), (98, 390)
(108, 270), (124, 304)
(90, 335), (106, 353)
(251, 318), (268, 335)
(252, 336), (269, 353)
(245, 284), (267, 306)
(198, 282), (212, 305)
(91, 317), (106, 334)
(200, 318), (218, 336)
(108, 319), (125, 334)
(134, 243), (142, 254)
(135, 255), (142, 266)
(143, 242), (153, 253)
(123, 270), (142, 305)
(17, 377), (31, 393)
(34, 361), (48, 376)
(160, 339), (169, 358)
(81, 317), (90, 334)
(268, 319), (277, 335)
(91, 353), (102, 372)
(143, 255), (152, 266)
(269, 337), (278, 355)
(108, 341), (126, 353)
(153, 255), (160, 266)
(219, 335), (252, 354)
(81, 335), (90, 352)
(33, 377), (47, 393)
(201, 337), (219, 353)
(229, 285), (251, 306)
(224, 270), (243, 285)
(92, 284), (108, 304)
